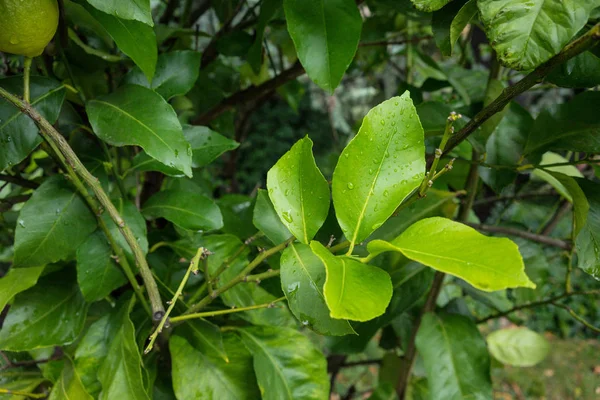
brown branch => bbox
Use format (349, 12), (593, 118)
(444, 23), (600, 155)
(0, 174), (39, 189)
(192, 61), (305, 125)
(358, 36), (432, 47)
(541, 200), (572, 236)
(465, 223), (572, 250)
(0, 194), (31, 212)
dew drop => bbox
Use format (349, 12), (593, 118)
(18, 219), (25, 228)
(282, 211), (293, 223)
(347, 182), (354, 190)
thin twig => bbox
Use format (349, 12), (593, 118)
(0, 388), (45, 399)
(170, 296), (285, 323)
(552, 303), (600, 333)
(0, 174), (39, 189)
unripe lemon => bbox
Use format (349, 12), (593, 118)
(0, 0), (59, 57)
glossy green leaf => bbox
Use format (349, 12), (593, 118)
(130, 151), (185, 177)
(253, 189), (292, 245)
(532, 154), (584, 203)
(333, 93), (425, 249)
(170, 333), (260, 400)
(368, 217), (535, 291)
(175, 320), (228, 362)
(575, 179), (600, 279)
(84, 0), (152, 26)
(0, 266), (43, 311)
(13, 175), (97, 268)
(74, 315), (111, 397)
(0, 77), (65, 171)
(97, 298), (150, 400)
(0, 272), (88, 351)
(432, 0), (477, 56)
(478, 0), (599, 70)
(82, 3), (157, 81)
(280, 243), (355, 335)
(525, 91), (600, 155)
(412, 0), (453, 12)
(184, 125), (239, 168)
(416, 313), (492, 400)
(310, 241), (393, 321)
(86, 84), (192, 176)
(479, 79), (508, 142)
(547, 51), (600, 88)
(267, 136), (330, 244)
(248, 0), (282, 73)
(487, 327), (549, 367)
(76, 231), (127, 302)
(124, 51), (201, 99)
(49, 357), (94, 400)
(142, 190), (223, 231)
(238, 326), (329, 400)
(283, 0), (362, 92)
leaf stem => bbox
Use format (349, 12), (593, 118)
(145, 247), (206, 353)
(0, 86), (165, 321)
(0, 388), (45, 399)
(23, 57), (32, 103)
(170, 296), (285, 323)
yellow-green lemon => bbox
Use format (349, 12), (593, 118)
(0, 0), (59, 57)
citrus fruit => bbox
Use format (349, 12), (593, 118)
(0, 0), (59, 57)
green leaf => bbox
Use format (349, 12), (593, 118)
(13, 175), (97, 268)
(97, 297), (150, 400)
(280, 243), (355, 335)
(332, 93), (425, 249)
(478, 0), (599, 70)
(411, 0), (453, 12)
(0, 272), (88, 351)
(267, 136), (330, 244)
(478, 79), (508, 142)
(170, 333), (260, 400)
(142, 190), (223, 231)
(432, 0), (477, 56)
(124, 51), (201, 99)
(575, 179), (600, 279)
(49, 357), (94, 400)
(248, 0), (282, 73)
(546, 51), (600, 88)
(103, 200), (148, 263)
(82, 3), (157, 81)
(310, 241), (393, 321)
(238, 326), (329, 400)
(487, 327), (549, 367)
(130, 151), (185, 177)
(86, 84), (192, 177)
(415, 313), (492, 400)
(84, 0), (153, 26)
(74, 315), (111, 397)
(184, 125), (239, 168)
(368, 217), (535, 291)
(76, 231), (127, 302)
(525, 91), (600, 155)
(175, 320), (228, 362)
(283, 0), (362, 92)
(253, 189), (292, 245)
(0, 76), (65, 171)
(0, 266), (43, 311)
(532, 154), (584, 203)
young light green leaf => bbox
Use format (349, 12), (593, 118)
(0, 272), (88, 351)
(487, 327), (549, 367)
(284, 0), (361, 92)
(411, 0), (453, 12)
(13, 175), (97, 268)
(82, 4), (157, 81)
(333, 93), (425, 251)
(0, 266), (43, 312)
(416, 313), (492, 400)
(0, 76), (65, 171)
(170, 333), (260, 400)
(184, 125), (239, 168)
(76, 231), (127, 302)
(478, 0), (599, 70)
(238, 326), (329, 400)
(142, 190), (223, 231)
(84, 0), (153, 26)
(267, 136), (330, 244)
(280, 243), (355, 335)
(432, 0), (478, 56)
(575, 179), (600, 279)
(532, 154), (584, 203)
(124, 51), (201, 99)
(86, 84), (192, 177)
(525, 91), (600, 155)
(97, 298), (150, 400)
(368, 217), (535, 291)
(310, 241), (393, 322)
(253, 189), (292, 245)
(49, 357), (94, 400)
